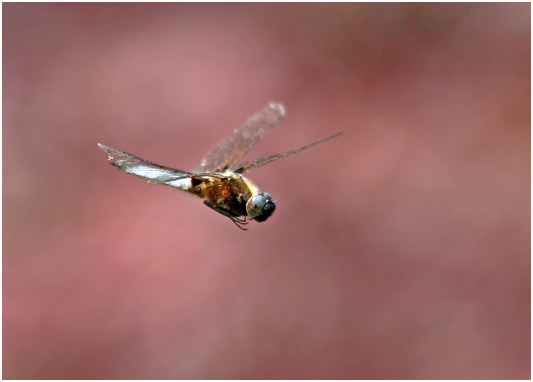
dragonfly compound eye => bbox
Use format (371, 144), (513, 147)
(247, 193), (276, 221)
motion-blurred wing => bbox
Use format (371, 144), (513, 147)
(98, 143), (193, 190)
(233, 132), (343, 174)
(194, 102), (286, 173)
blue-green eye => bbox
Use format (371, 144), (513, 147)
(246, 193), (276, 222)
(247, 195), (267, 218)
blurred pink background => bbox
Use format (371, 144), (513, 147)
(3, 3), (530, 379)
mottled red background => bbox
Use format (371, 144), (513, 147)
(3, 3), (530, 379)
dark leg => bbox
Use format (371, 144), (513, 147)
(203, 201), (249, 231)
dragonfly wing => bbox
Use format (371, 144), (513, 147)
(233, 132), (343, 174)
(194, 102), (286, 173)
(98, 143), (193, 190)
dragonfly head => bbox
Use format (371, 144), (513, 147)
(246, 192), (276, 222)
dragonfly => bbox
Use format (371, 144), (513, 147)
(98, 102), (342, 230)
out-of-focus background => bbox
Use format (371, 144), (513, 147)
(3, 3), (530, 379)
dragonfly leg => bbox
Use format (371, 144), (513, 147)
(229, 216), (249, 231)
(203, 201), (249, 231)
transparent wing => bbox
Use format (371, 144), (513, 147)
(97, 143), (193, 189)
(233, 132), (343, 174)
(194, 102), (286, 173)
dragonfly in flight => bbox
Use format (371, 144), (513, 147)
(98, 102), (342, 230)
